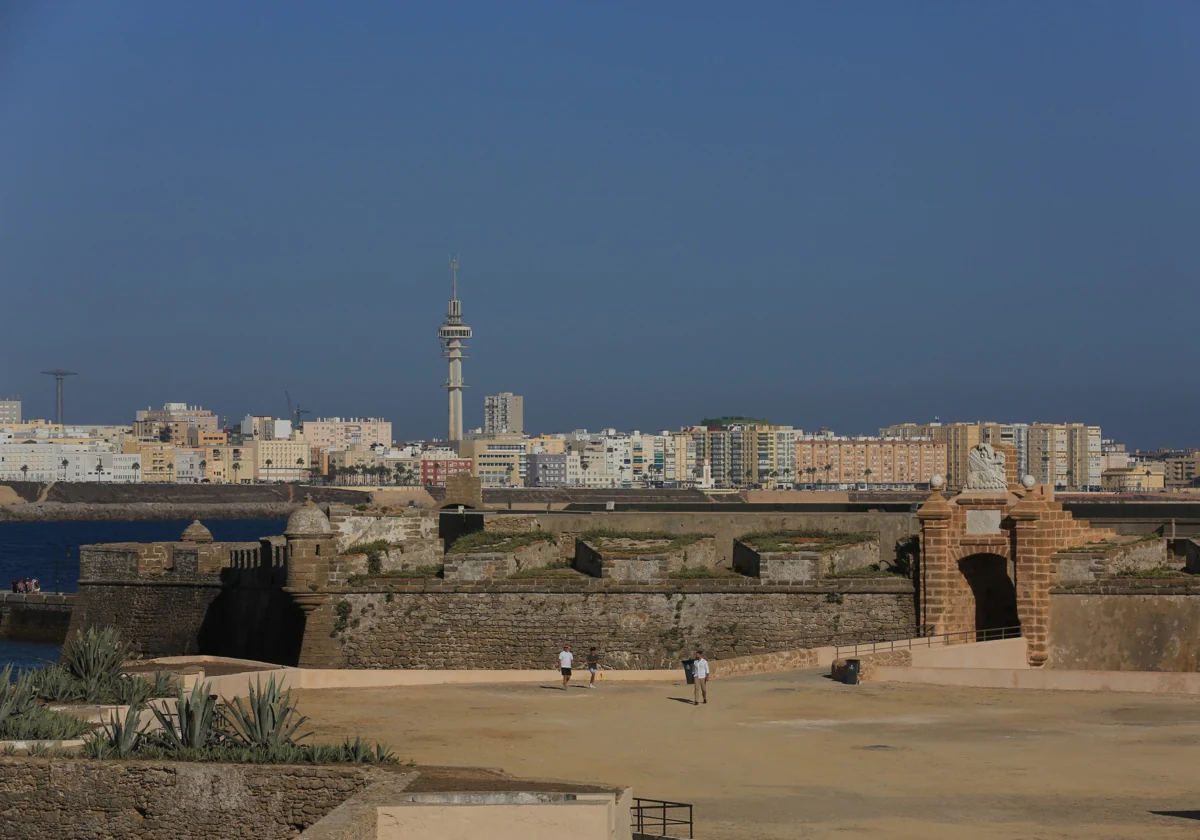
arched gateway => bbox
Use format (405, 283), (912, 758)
(917, 446), (1118, 667)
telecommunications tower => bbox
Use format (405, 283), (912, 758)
(438, 258), (472, 442)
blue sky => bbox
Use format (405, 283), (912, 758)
(1, 2), (1197, 447)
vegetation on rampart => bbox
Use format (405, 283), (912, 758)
(446, 531), (550, 555)
(668, 566), (739, 579)
(508, 561), (581, 579)
(581, 529), (712, 554)
(1113, 566), (1192, 579)
(739, 530), (874, 553)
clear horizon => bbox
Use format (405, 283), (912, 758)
(2, 2), (1197, 449)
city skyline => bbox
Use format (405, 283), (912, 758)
(2, 3), (1198, 448)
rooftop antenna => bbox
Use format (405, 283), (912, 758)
(40, 370), (77, 425)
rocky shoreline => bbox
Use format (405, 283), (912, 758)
(0, 502), (302, 522)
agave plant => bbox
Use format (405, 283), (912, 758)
(220, 676), (310, 749)
(0, 665), (37, 732)
(61, 627), (128, 702)
(342, 735), (372, 763)
(97, 703), (147, 757)
(152, 682), (220, 751)
(149, 671), (178, 698)
(31, 665), (80, 703)
(111, 675), (154, 707)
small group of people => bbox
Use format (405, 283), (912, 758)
(10, 577), (40, 594)
(556, 644), (711, 705)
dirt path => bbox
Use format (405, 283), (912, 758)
(299, 669), (1200, 839)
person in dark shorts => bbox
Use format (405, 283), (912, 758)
(587, 647), (600, 688)
(558, 644), (574, 690)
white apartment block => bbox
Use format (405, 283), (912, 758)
(0, 441), (142, 482)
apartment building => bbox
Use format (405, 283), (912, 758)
(484, 393), (524, 435)
(302, 418), (392, 449)
(796, 438), (946, 486)
(459, 434), (526, 487)
(0, 399), (21, 425)
(1102, 462), (1166, 492)
(0, 441), (141, 482)
(418, 451), (473, 487)
(1028, 423), (1102, 491)
(134, 403), (219, 444)
(256, 439), (311, 482)
(122, 440), (177, 482)
(527, 452), (568, 487)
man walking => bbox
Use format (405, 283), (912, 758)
(558, 644), (574, 690)
(692, 650), (710, 705)
(587, 647), (600, 688)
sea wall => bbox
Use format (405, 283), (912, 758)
(0, 759), (380, 840)
(1048, 580), (1200, 672)
(329, 578), (916, 669)
(0, 593), (74, 643)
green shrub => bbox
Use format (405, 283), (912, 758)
(0, 703), (92, 741)
(0, 666), (37, 731)
(447, 531), (549, 555)
(90, 703), (147, 757)
(111, 675), (154, 707)
(738, 530), (874, 553)
(221, 675), (310, 749)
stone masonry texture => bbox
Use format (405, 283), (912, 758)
(332, 581), (915, 669)
(0, 759), (377, 840)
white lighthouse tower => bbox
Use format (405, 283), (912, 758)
(439, 258), (472, 443)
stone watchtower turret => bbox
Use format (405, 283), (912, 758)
(282, 496), (344, 668)
(284, 495), (337, 590)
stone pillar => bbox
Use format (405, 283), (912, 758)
(1010, 488), (1053, 667)
(917, 487), (954, 636)
(286, 592), (345, 669)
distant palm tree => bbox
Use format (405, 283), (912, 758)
(232, 461), (242, 483)
(20, 464), (28, 478)
(863, 468), (873, 484)
(823, 463), (833, 484)
(131, 462), (141, 482)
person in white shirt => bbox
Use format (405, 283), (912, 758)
(692, 650), (710, 705)
(557, 644), (574, 690)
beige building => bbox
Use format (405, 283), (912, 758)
(122, 440), (176, 483)
(133, 403), (219, 445)
(256, 439), (310, 482)
(1028, 423), (1102, 491)
(796, 438), (946, 486)
(302, 417), (392, 449)
(190, 444), (257, 484)
(187, 428), (228, 447)
(1102, 462), (1166, 492)
(525, 435), (566, 455)
(459, 434), (526, 487)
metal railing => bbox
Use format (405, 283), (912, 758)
(834, 625), (1023, 659)
(632, 798), (693, 839)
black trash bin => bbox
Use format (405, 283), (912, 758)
(682, 658), (696, 685)
(844, 658), (861, 685)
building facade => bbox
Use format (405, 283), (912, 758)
(796, 438), (946, 487)
(0, 399), (21, 425)
(302, 418), (392, 449)
(526, 452), (568, 487)
(484, 393), (524, 435)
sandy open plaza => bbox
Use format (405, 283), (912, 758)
(299, 669), (1200, 839)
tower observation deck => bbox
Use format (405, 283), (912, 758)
(439, 258), (472, 442)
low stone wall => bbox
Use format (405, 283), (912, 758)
(0, 759), (378, 840)
(830, 648), (912, 682)
(0, 593), (73, 643)
(1049, 580), (1200, 671)
(443, 540), (558, 581)
(714, 647), (819, 677)
(330, 508), (442, 565)
(733, 540), (878, 583)
(328, 578), (915, 669)
(573, 538), (719, 581)
(1055, 537), (1170, 583)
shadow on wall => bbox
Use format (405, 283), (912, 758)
(196, 583), (307, 667)
(958, 553), (1020, 639)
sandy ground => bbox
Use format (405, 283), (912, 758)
(299, 670), (1200, 839)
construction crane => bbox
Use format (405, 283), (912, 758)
(285, 391), (311, 430)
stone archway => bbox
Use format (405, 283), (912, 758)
(957, 553), (1019, 638)
(918, 475), (1119, 667)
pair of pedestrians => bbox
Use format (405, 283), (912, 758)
(557, 644), (601, 690)
(554, 644), (713, 706)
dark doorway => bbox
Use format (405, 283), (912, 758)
(957, 553), (1019, 639)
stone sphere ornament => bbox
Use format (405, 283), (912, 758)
(1021, 475), (1036, 489)
(930, 474), (945, 490)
